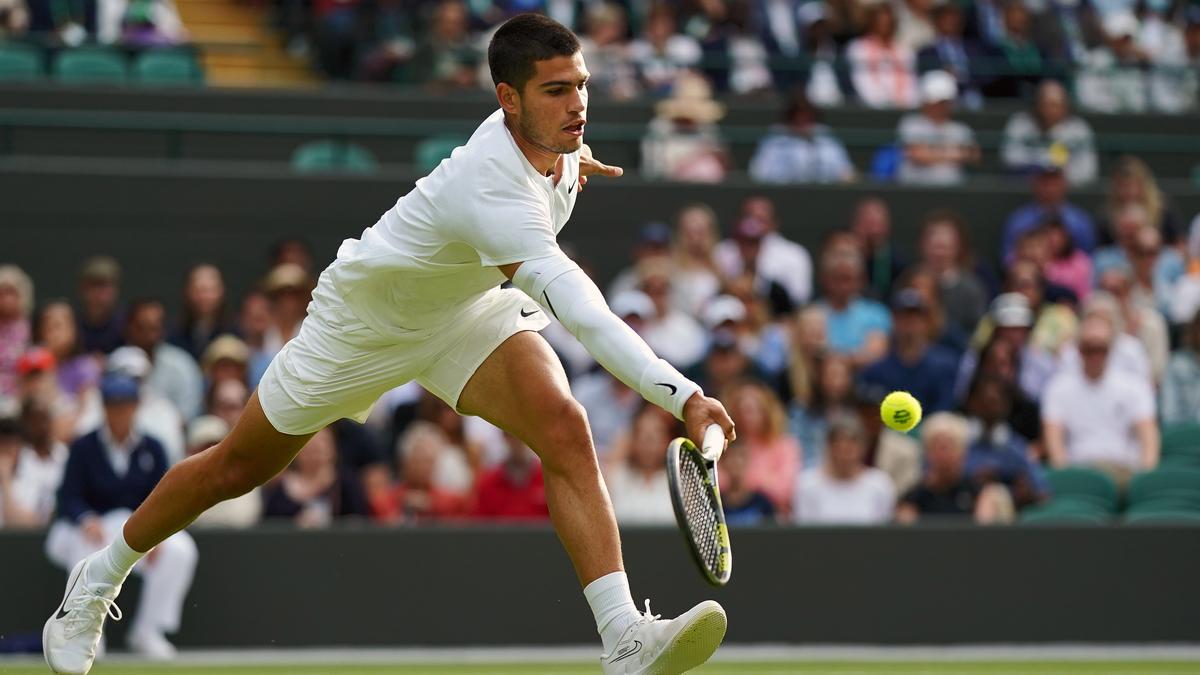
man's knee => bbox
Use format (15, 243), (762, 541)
(533, 398), (595, 471)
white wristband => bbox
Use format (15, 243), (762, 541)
(638, 358), (701, 421)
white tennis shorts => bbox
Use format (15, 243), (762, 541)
(258, 277), (549, 436)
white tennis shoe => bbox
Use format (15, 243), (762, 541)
(43, 554), (123, 675)
(601, 599), (727, 675)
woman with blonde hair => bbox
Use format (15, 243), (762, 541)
(726, 379), (802, 516)
(1100, 156), (1181, 244)
(0, 264), (34, 399)
(670, 202), (723, 317)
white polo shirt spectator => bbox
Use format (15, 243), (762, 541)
(794, 413), (896, 524)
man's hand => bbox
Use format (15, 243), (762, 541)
(557, 143), (623, 192)
(682, 392), (736, 452)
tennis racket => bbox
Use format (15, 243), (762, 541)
(666, 424), (732, 587)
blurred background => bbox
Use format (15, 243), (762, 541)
(2, 0), (1200, 660)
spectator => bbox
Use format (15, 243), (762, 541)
(170, 264), (232, 362)
(794, 412), (895, 525)
(860, 289), (960, 414)
(784, 303), (827, 406)
(789, 352), (855, 469)
(413, 393), (478, 490)
(16, 347), (79, 444)
(34, 300), (102, 400)
(894, 266), (969, 358)
(980, 0), (1048, 99)
(186, 415), (261, 528)
(701, 293), (787, 381)
(1002, 160), (1098, 261)
(917, 1), (983, 107)
(206, 377), (248, 432)
(77, 346), (186, 464)
(4, 395), (69, 528)
(1092, 204), (1185, 313)
(896, 412), (982, 523)
(717, 441), (776, 525)
(98, 0), (187, 46)
(237, 291), (274, 387)
(1077, 11), (1152, 112)
(637, 258), (707, 369)
(76, 257), (125, 355)
(471, 432), (548, 521)
(714, 196), (815, 310)
(1097, 156), (1182, 244)
(916, 210), (988, 334)
(628, 4), (702, 96)
(966, 282), (1067, 402)
(794, 2), (846, 106)
(685, 328), (770, 402)
(1040, 216), (1094, 303)
(670, 204), (723, 317)
(1147, 6), (1199, 113)
(402, 0), (481, 89)
(1162, 308), (1200, 425)
(263, 263), (313, 356)
(895, 0), (937, 52)
(962, 333), (1042, 442)
(608, 222), (673, 303)
(1058, 293), (1152, 383)
(373, 421), (467, 523)
(849, 197), (906, 301)
(853, 387), (923, 495)
(604, 404), (678, 524)
(0, 415), (20, 527)
(263, 428), (369, 527)
(641, 72), (729, 182)
(0, 0), (29, 38)
(0, 264), (33, 401)
(126, 299), (203, 421)
(46, 372), (196, 659)
(1001, 80), (1098, 185)
(962, 374), (1048, 508)
(846, 3), (919, 108)
(749, 90), (855, 184)
(1128, 223), (1176, 319)
(897, 70), (980, 185)
(1095, 261), (1169, 384)
(727, 379), (801, 516)
(578, 2), (638, 99)
(201, 334), (250, 388)
(816, 247), (892, 366)
(1043, 315), (1159, 483)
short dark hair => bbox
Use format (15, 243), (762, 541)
(488, 13), (580, 92)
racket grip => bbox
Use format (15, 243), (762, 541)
(701, 424), (725, 462)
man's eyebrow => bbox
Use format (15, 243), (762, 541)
(539, 76), (590, 88)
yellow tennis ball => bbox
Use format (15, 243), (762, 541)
(880, 391), (922, 432)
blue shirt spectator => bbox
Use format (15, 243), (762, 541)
(1002, 166), (1097, 261)
(749, 92), (854, 184)
(859, 290), (959, 413)
(824, 298), (892, 357)
(962, 372), (1048, 507)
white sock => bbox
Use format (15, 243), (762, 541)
(583, 571), (640, 654)
(86, 533), (144, 586)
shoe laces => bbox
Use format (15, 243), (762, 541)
(601, 600), (662, 661)
(64, 583), (123, 639)
(637, 599), (661, 626)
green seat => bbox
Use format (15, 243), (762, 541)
(414, 135), (466, 173)
(1044, 467), (1119, 513)
(1127, 467), (1200, 509)
(0, 43), (44, 81)
(1161, 422), (1200, 465)
(134, 50), (203, 86)
(53, 47), (128, 84)
(1020, 508), (1110, 525)
(1124, 508), (1200, 524)
(291, 140), (378, 174)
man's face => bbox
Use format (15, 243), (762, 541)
(21, 402), (52, 447)
(80, 279), (118, 317)
(1033, 171), (1067, 204)
(105, 400), (139, 440)
(895, 309), (930, 347)
(1080, 336), (1111, 380)
(509, 52), (589, 156)
(127, 304), (165, 351)
(1036, 85), (1068, 126)
(934, 7), (962, 36)
(0, 283), (19, 321)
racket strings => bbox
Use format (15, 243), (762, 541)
(680, 454), (720, 571)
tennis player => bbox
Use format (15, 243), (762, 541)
(44, 12), (736, 675)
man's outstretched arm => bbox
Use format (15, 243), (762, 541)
(499, 252), (735, 446)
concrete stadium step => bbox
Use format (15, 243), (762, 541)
(175, 0), (318, 87)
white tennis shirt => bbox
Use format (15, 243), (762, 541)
(327, 109), (581, 335)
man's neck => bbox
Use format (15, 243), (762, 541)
(504, 115), (559, 177)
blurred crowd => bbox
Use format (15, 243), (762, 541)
(2, 149), (1200, 533)
(280, 0), (1200, 113)
(4, 0), (187, 48)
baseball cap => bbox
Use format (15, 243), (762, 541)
(187, 415), (229, 449)
(920, 70), (958, 105)
(100, 372), (141, 402)
(108, 346), (152, 379)
(610, 291), (655, 320)
(16, 347), (56, 376)
(701, 295), (747, 329)
(797, 1), (828, 27)
(202, 335), (250, 375)
(733, 216), (770, 242)
(708, 328), (739, 353)
(79, 256), (121, 284)
(891, 288), (928, 313)
(1103, 11), (1139, 38)
(264, 263), (311, 294)
(639, 222), (672, 247)
(991, 293), (1034, 328)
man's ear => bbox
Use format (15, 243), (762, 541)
(496, 82), (521, 115)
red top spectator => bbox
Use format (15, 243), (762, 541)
(472, 434), (548, 521)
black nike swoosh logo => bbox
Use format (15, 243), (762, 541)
(610, 640), (643, 664)
(56, 569), (83, 620)
(655, 382), (678, 395)
(520, 308), (539, 317)
(568, 180), (577, 193)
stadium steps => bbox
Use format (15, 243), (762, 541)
(175, 0), (317, 88)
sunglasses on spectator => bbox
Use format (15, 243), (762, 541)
(1080, 342), (1109, 355)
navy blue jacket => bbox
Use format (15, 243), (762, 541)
(56, 430), (168, 523)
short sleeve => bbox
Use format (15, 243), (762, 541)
(867, 302), (892, 334)
(459, 180), (559, 267)
(1129, 377), (1156, 421)
(1041, 376), (1067, 423)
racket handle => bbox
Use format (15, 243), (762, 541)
(701, 423), (725, 462)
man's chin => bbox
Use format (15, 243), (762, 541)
(554, 137), (584, 154)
